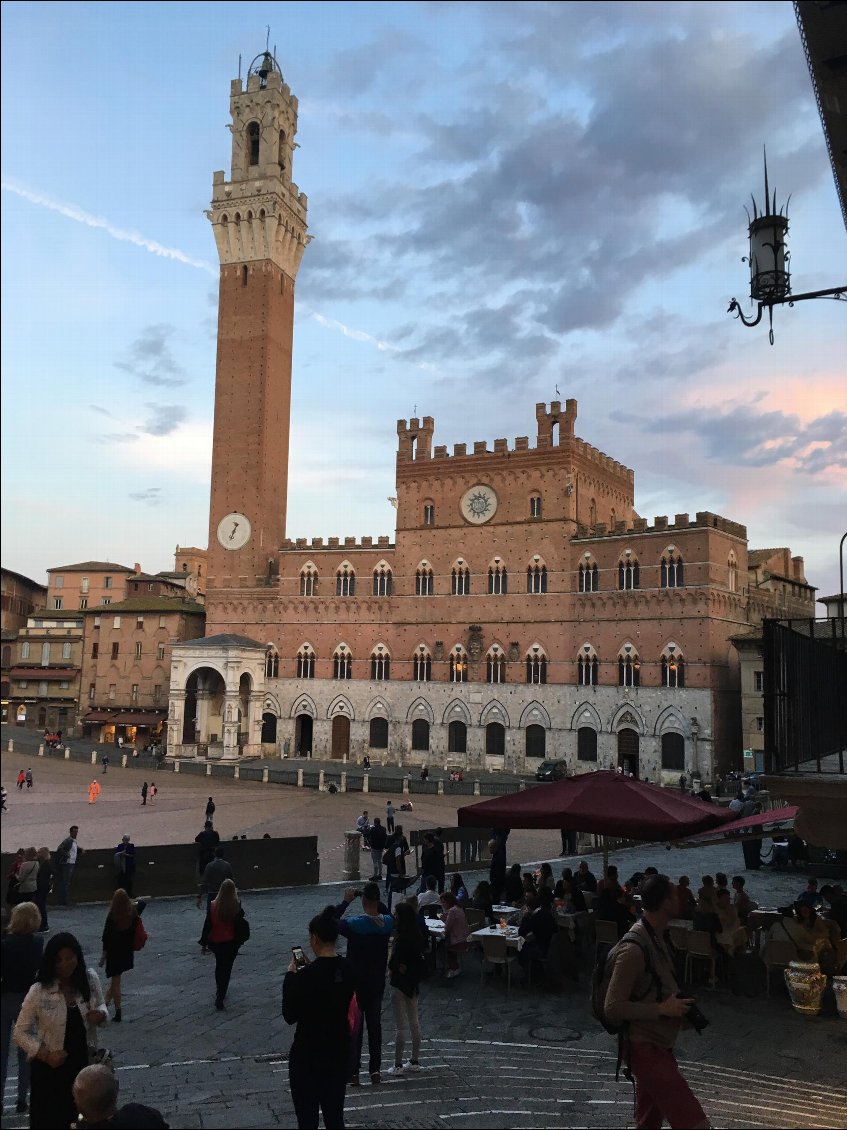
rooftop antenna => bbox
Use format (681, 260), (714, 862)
(266, 25), (271, 51)
(238, 54), (242, 81)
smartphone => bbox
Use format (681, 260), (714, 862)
(292, 945), (307, 970)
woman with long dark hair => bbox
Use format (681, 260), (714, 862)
(282, 906), (356, 1129)
(199, 879), (248, 1010)
(387, 901), (427, 1074)
(14, 931), (107, 1129)
(100, 888), (145, 1022)
(449, 873), (468, 904)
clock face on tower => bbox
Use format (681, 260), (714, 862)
(216, 512), (252, 550)
(460, 484), (498, 525)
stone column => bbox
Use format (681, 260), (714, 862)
(344, 831), (362, 881)
(221, 694), (240, 761)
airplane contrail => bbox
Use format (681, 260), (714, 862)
(2, 179), (217, 274)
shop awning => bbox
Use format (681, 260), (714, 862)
(110, 712), (166, 727)
(10, 668), (77, 681)
(81, 711), (118, 723)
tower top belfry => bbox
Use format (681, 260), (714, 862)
(208, 50), (309, 278)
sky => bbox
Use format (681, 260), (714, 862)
(2, 1), (845, 601)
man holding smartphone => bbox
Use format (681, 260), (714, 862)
(333, 882), (394, 1086)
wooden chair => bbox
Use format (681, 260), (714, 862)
(763, 938), (798, 995)
(480, 934), (518, 991)
(594, 919), (619, 957)
(582, 891), (597, 911)
(684, 930), (718, 988)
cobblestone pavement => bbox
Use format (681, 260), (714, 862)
(3, 734), (846, 1129)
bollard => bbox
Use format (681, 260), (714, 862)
(519, 779), (526, 791)
(362, 773), (369, 794)
(233, 766), (240, 780)
(437, 779), (444, 796)
(174, 760), (180, 773)
(340, 771), (347, 793)
(64, 747), (70, 760)
(473, 779), (481, 796)
(206, 763), (212, 777)
(344, 830), (362, 880)
(343, 753), (348, 764)
(402, 776), (410, 795)
(7, 740), (13, 752)
(318, 769), (325, 791)
(262, 767), (269, 783)
(38, 743), (44, 757)
(91, 751), (97, 765)
(297, 768), (303, 787)
(122, 754), (128, 768)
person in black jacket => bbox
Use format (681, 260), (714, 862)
(488, 836), (507, 903)
(282, 907), (356, 1129)
(418, 834), (441, 893)
(387, 902), (427, 1075)
(368, 817), (387, 881)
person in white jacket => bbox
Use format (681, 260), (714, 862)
(14, 931), (107, 1129)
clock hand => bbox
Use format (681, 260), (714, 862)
(229, 522), (239, 541)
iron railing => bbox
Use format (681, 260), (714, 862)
(763, 617), (846, 773)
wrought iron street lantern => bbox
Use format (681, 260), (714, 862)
(728, 152), (845, 343)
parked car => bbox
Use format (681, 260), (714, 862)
(535, 759), (568, 782)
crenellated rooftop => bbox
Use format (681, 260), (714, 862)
(396, 400), (633, 482)
(572, 511), (747, 541)
(281, 536), (395, 553)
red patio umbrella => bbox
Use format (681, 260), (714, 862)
(457, 770), (732, 842)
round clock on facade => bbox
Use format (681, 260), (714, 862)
(460, 484), (498, 525)
(216, 512), (252, 550)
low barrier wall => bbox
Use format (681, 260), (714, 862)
(1, 836), (319, 905)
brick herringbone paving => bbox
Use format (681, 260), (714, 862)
(3, 736), (846, 1128)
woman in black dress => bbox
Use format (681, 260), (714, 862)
(14, 931), (107, 1130)
(282, 907), (355, 1129)
(101, 888), (144, 1022)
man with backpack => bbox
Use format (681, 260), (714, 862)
(600, 874), (710, 1129)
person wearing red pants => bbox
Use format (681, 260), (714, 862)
(605, 875), (710, 1129)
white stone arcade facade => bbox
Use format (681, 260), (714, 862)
(168, 634), (713, 784)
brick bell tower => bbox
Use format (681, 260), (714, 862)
(206, 50), (309, 591)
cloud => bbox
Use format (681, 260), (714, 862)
(624, 404), (847, 475)
(128, 487), (163, 506)
(115, 325), (188, 387)
(140, 403), (188, 437)
(1, 180), (216, 274)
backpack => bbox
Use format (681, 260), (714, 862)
(591, 929), (660, 1035)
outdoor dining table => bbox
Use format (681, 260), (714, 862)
(491, 904), (521, 922)
(471, 925), (525, 950)
(747, 908), (783, 950)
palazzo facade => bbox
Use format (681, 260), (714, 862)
(168, 52), (816, 783)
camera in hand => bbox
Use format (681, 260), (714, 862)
(677, 992), (709, 1033)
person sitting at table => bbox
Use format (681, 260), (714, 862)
(439, 893), (469, 979)
(797, 878), (821, 909)
(449, 873), (469, 905)
(521, 873), (538, 902)
(504, 864), (524, 904)
(728, 789), (745, 814)
(518, 887), (557, 972)
(692, 894), (723, 955)
(715, 889), (747, 955)
(594, 884), (635, 940)
(596, 865), (620, 896)
(676, 876), (696, 920)
(471, 880), (494, 923)
(767, 903), (836, 971)
(417, 876), (441, 912)
(574, 860), (597, 893)
(731, 875), (758, 924)
(715, 872), (730, 899)
(554, 874), (586, 913)
(697, 875), (717, 909)
(536, 863), (555, 891)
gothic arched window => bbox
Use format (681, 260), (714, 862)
(728, 553), (738, 593)
(488, 562), (508, 595)
(265, 647), (279, 678)
(577, 645), (599, 686)
(416, 562), (434, 596)
(452, 562), (470, 595)
(412, 646), (432, 682)
(661, 645), (685, 688)
(296, 644), (315, 680)
(412, 719), (430, 751)
(530, 494), (542, 518)
(300, 564), (318, 596)
(618, 645), (641, 687)
(372, 564), (393, 597)
(486, 645), (505, 684)
(618, 554), (640, 590)
(527, 561), (547, 594)
(370, 646), (391, 680)
(247, 121), (260, 166)
(333, 645), (352, 680)
(579, 559), (599, 592)
(526, 646), (547, 685)
(661, 551), (685, 588)
(336, 564), (355, 597)
(450, 646), (469, 684)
